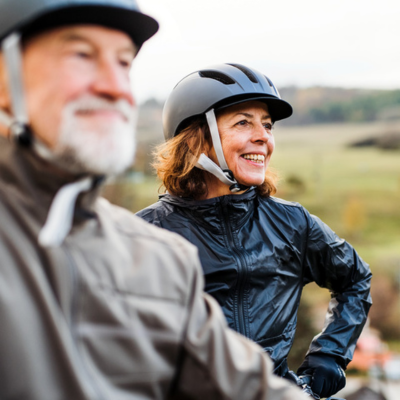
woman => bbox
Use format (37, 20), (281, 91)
(137, 63), (372, 399)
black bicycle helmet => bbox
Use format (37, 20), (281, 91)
(163, 63), (293, 141)
(162, 63), (293, 193)
(0, 0), (158, 49)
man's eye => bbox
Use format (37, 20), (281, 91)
(119, 59), (131, 68)
(264, 123), (273, 130)
(75, 51), (91, 59)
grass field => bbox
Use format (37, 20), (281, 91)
(271, 120), (400, 275)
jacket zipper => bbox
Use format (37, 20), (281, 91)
(64, 246), (107, 400)
(220, 199), (249, 338)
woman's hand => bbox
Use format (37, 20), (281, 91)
(297, 353), (346, 398)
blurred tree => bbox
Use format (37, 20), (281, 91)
(280, 87), (400, 126)
(369, 274), (400, 341)
(342, 195), (367, 240)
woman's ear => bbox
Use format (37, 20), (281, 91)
(202, 140), (211, 156)
(187, 135), (211, 157)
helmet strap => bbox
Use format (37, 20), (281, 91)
(195, 153), (237, 186)
(38, 176), (94, 247)
(200, 109), (247, 193)
(205, 109), (230, 170)
(1, 32), (32, 146)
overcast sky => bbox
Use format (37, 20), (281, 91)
(132, 0), (400, 104)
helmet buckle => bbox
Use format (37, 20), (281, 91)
(223, 169), (234, 181)
(9, 122), (32, 147)
(229, 183), (242, 193)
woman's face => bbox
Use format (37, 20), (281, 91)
(206, 100), (274, 198)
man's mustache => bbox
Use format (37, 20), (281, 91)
(66, 95), (135, 122)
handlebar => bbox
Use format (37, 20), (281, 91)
(286, 371), (346, 400)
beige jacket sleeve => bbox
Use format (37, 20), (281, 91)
(172, 257), (308, 400)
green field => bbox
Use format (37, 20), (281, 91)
(271, 120), (400, 274)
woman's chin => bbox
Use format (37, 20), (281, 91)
(237, 175), (265, 188)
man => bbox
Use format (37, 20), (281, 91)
(0, 1), (308, 399)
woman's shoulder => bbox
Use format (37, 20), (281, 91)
(136, 199), (172, 223)
(259, 195), (305, 211)
(266, 196), (302, 208)
(258, 195), (312, 223)
(135, 194), (190, 227)
(260, 196), (338, 237)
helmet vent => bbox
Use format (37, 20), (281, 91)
(228, 63), (258, 83)
(265, 75), (274, 87)
(199, 70), (235, 85)
(265, 75), (279, 95)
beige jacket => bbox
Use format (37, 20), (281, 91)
(0, 136), (307, 400)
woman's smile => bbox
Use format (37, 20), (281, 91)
(241, 153), (266, 165)
(205, 100), (274, 197)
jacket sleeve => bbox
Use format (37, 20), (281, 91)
(172, 255), (309, 400)
(302, 209), (372, 368)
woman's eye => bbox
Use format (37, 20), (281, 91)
(236, 120), (248, 126)
(264, 123), (273, 130)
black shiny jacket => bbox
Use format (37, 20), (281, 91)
(137, 189), (372, 375)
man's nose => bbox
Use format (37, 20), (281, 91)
(91, 59), (135, 106)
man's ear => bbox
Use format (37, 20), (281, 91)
(0, 53), (10, 109)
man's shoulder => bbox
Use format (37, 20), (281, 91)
(95, 197), (202, 293)
(96, 197), (198, 258)
(99, 196), (180, 231)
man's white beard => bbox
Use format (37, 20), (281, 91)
(52, 95), (137, 176)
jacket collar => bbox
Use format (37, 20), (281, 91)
(159, 189), (258, 232)
(0, 136), (103, 225)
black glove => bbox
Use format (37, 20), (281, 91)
(297, 353), (346, 398)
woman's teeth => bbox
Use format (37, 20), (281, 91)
(243, 154), (265, 163)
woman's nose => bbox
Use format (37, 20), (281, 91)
(252, 123), (271, 143)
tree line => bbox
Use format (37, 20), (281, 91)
(279, 86), (400, 126)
